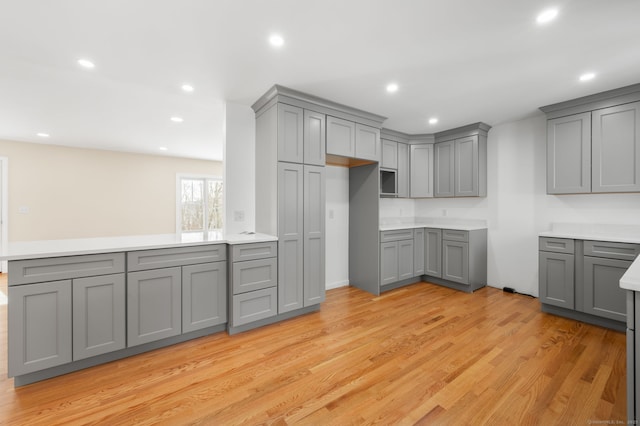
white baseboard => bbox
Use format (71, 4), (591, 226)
(326, 280), (349, 290)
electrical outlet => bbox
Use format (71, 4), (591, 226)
(18, 206), (30, 214)
(233, 210), (245, 222)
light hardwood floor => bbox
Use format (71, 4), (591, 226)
(0, 274), (627, 425)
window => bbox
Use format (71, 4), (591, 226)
(177, 175), (223, 237)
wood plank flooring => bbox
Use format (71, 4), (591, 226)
(0, 275), (627, 425)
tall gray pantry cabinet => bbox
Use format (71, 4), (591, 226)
(253, 92), (326, 326)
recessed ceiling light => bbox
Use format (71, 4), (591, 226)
(170, 116), (184, 123)
(386, 83), (399, 93)
(159, 147), (168, 151)
(536, 8), (558, 24)
(269, 34), (284, 48)
(428, 117), (439, 125)
(77, 58), (95, 69)
(36, 132), (50, 138)
(181, 84), (194, 93)
(579, 72), (596, 82)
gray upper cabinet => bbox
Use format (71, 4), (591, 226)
(303, 110), (326, 166)
(127, 267), (182, 347)
(277, 103), (304, 164)
(424, 228), (442, 278)
(397, 143), (409, 198)
(455, 136), (480, 197)
(72, 274), (126, 361)
(547, 113), (591, 194)
(326, 116), (356, 157)
(278, 162), (304, 313)
(592, 102), (640, 193)
(410, 144), (434, 198)
(381, 139), (398, 169)
(304, 165), (326, 306)
(182, 262), (227, 333)
(8, 280), (72, 377)
(434, 140), (455, 197)
(355, 124), (381, 162)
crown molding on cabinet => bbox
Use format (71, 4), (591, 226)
(540, 82), (640, 119)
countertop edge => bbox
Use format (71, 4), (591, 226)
(620, 255), (640, 291)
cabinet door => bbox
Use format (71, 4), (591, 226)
(278, 162), (304, 313)
(424, 228), (442, 277)
(304, 165), (326, 306)
(398, 239), (415, 281)
(127, 267), (181, 347)
(539, 251), (575, 309)
(277, 103), (304, 163)
(455, 136), (479, 197)
(583, 256), (630, 322)
(434, 141), (455, 197)
(73, 274), (125, 361)
(413, 228), (425, 276)
(304, 110), (326, 166)
(381, 140), (398, 169)
(355, 124), (380, 161)
(380, 242), (399, 286)
(592, 101), (640, 193)
(547, 113), (591, 194)
(182, 262), (227, 333)
(326, 116), (355, 157)
(397, 143), (409, 198)
(410, 144), (434, 198)
(8, 280), (72, 377)
(443, 240), (469, 284)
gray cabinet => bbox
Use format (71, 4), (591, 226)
(539, 250), (575, 309)
(355, 123), (380, 161)
(583, 256), (630, 322)
(397, 142), (409, 198)
(429, 229), (487, 291)
(410, 144), (434, 198)
(127, 267), (182, 347)
(326, 116), (356, 157)
(380, 241), (399, 286)
(546, 113), (591, 194)
(399, 239), (415, 281)
(182, 262), (227, 333)
(304, 109), (326, 166)
(443, 240), (469, 284)
(413, 228), (425, 276)
(592, 102), (640, 193)
(8, 280), (72, 376)
(304, 165), (326, 306)
(424, 228), (442, 277)
(379, 229), (414, 287)
(73, 274), (126, 360)
(277, 103), (304, 164)
(381, 140), (398, 169)
(434, 124), (489, 198)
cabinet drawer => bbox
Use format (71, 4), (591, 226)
(442, 229), (469, 242)
(380, 229), (414, 242)
(232, 257), (278, 295)
(539, 237), (575, 254)
(232, 287), (277, 327)
(127, 244), (226, 271)
(8, 253), (125, 286)
(584, 240), (640, 261)
(231, 241), (277, 262)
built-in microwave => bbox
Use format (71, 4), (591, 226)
(380, 168), (397, 197)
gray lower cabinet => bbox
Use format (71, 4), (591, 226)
(583, 256), (629, 322)
(379, 229), (414, 287)
(73, 274), (126, 360)
(182, 262), (227, 333)
(8, 280), (72, 377)
(424, 228), (442, 277)
(443, 240), (469, 284)
(304, 165), (326, 306)
(413, 228), (425, 276)
(380, 241), (399, 286)
(539, 251), (575, 309)
(127, 267), (182, 347)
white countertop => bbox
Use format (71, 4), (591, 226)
(379, 217), (487, 232)
(379, 223), (487, 231)
(539, 223), (640, 244)
(621, 255), (640, 292)
(0, 232), (277, 261)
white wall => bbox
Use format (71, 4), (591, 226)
(224, 102), (256, 234)
(325, 166), (350, 289)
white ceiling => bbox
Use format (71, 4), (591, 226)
(1, 0), (639, 161)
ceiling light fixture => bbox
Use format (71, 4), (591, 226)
(269, 34), (284, 48)
(170, 116), (184, 123)
(77, 58), (95, 69)
(386, 83), (399, 93)
(579, 72), (596, 82)
(428, 118), (439, 125)
(536, 8), (558, 24)
(159, 147), (168, 151)
(181, 84), (194, 92)
(36, 132), (50, 138)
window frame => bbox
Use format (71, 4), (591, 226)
(176, 173), (224, 237)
